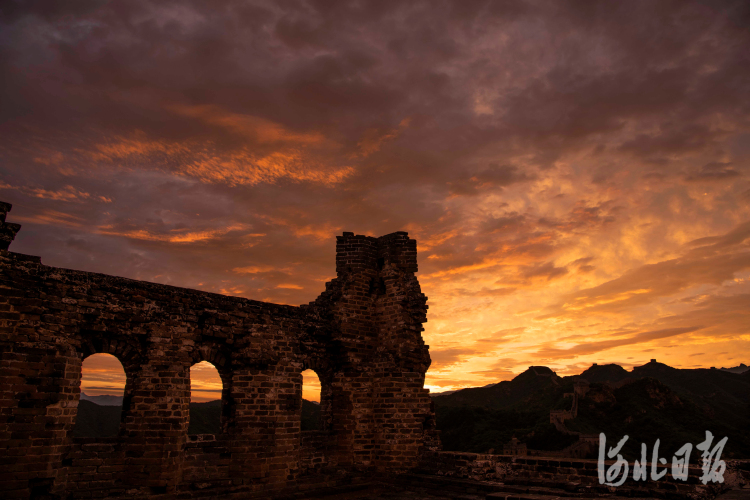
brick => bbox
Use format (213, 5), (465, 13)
(0, 208), (438, 499)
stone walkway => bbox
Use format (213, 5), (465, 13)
(303, 482), (750, 500)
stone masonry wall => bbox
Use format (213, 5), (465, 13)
(416, 451), (741, 499)
(0, 202), (440, 499)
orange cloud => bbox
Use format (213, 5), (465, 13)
(0, 182), (109, 203)
(96, 223), (252, 243)
(539, 221), (750, 319)
(84, 134), (354, 187)
(232, 265), (278, 274)
(533, 326), (704, 360)
(3, 0), (749, 397)
(353, 118), (410, 157)
(277, 283), (304, 289)
(12, 209), (84, 227)
(169, 104), (332, 146)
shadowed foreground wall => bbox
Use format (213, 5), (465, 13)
(0, 201), (440, 499)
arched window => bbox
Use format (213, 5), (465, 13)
(301, 369), (321, 431)
(188, 361), (222, 435)
(73, 353), (126, 438)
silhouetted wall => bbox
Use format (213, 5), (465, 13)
(0, 202), (440, 499)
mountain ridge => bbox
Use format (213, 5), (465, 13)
(719, 362), (749, 374)
(432, 359), (750, 407)
(431, 360), (750, 459)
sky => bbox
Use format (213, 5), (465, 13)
(80, 355), (318, 402)
(2, 0), (749, 401)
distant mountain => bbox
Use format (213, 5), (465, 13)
(578, 363), (630, 384)
(80, 392), (123, 406)
(301, 399), (321, 431)
(567, 377), (750, 460)
(434, 405), (578, 455)
(432, 366), (577, 454)
(73, 398), (322, 437)
(433, 366), (563, 411)
(590, 360), (750, 432)
(432, 360), (750, 459)
(720, 363), (749, 374)
(188, 400), (221, 434)
(435, 360), (750, 410)
(73, 400), (122, 437)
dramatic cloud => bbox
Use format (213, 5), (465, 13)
(533, 326), (705, 359)
(2, 0), (749, 395)
(538, 221), (750, 319)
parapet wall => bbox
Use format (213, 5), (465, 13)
(0, 202), (440, 499)
(415, 451), (746, 499)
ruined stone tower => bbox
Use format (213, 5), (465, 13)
(0, 201), (440, 499)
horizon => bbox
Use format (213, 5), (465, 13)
(78, 352), (748, 402)
(80, 359), (750, 398)
(2, 1), (749, 398)
(426, 359), (750, 394)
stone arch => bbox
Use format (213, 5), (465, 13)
(74, 333), (146, 436)
(190, 345), (230, 371)
(300, 369), (321, 431)
(77, 333), (145, 374)
(301, 356), (332, 374)
(189, 345), (232, 435)
(300, 357), (334, 432)
(73, 353), (126, 437)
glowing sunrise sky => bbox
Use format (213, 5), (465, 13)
(2, 1), (749, 401)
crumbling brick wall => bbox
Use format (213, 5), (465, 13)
(0, 202), (440, 499)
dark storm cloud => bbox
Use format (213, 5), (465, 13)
(2, 0), (750, 387)
(3, 0), (748, 191)
(447, 164), (536, 196)
(685, 162), (742, 182)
